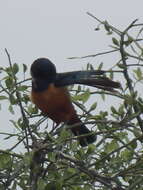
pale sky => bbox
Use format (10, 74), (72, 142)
(1, 0), (143, 71)
(0, 0), (143, 150)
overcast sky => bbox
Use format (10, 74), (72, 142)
(1, 0), (143, 71)
(0, 0), (143, 150)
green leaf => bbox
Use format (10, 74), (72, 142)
(0, 96), (8, 100)
(77, 85), (81, 93)
(19, 119), (29, 130)
(81, 90), (90, 103)
(104, 21), (111, 32)
(0, 153), (12, 169)
(89, 64), (94, 70)
(133, 128), (142, 138)
(9, 104), (14, 114)
(111, 106), (118, 114)
(58, 128), (70, 142)
(28, 104), (38, 114)
(107, 31), (113, 35)
(118, 104), (125, 116)
(45, 183), (56, 190)
(86, 144), (96, 155)
(86, 63), (90, 70)
(101, 93), (105, 101)
(99, 111), (108, 118)
(48, 152), (56, 162)
(95, 27), (100, 31)
(37, 179), (47, 190)
(134, 67), (143, 80)
(22, 94), (30, 104)
(73, 90), (90, 103)
(117, 63), (126, 69)
(87, 63), (94, 70)
(12, 63), (19, 74)
(112, 37), (119, 46)
(23, 152), (33, 166)
(124, 36), (133, 46)
(55, 179), (63, 190)
(90, 102), (97, 111)
(117, 132), (128, 140)
(66, 167), (76, 175)
(5, 66), (12, 75)
(5, 77), (14, 90)
(75, 149), (85, 160)
(109, 70), (113, 80)
(23, 64), (27, 73)
(121, 149), (133, 161)
(129, 141), (137, 149)
(0, 66), (3, 71)
(70, 141), (78, 150)
(124, 95), (134, 105)
(105, 140), (119, 153)
(17, 85), (28, 91)
(9, 95), (18, 105)
(98, 62), (103, 70)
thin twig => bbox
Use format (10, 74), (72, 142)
(119, 24), (143, 132)
(5, 49), (32, 152)
(86, 12), (122, 35)
(68, 49), (119, 59)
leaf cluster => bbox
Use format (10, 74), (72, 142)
(0, 16), (143, 189)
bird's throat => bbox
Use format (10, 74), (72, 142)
(32, 78), (50, 92)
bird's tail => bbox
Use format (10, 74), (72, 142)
(67, 116), (96, 147)
(77, 75), (121, 92)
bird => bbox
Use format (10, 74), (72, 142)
(30, 58), (121, 147)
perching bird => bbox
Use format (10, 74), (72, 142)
(30, 58), (120, 146)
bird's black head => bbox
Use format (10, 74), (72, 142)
(31, 58), (57, 91)
(31, 58), (56, 81)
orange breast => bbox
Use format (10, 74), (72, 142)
(31, 84), (76, 124)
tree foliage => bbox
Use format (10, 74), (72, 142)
(0, 13), (143, 190)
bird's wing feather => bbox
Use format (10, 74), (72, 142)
(54, 70), (121, 91)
